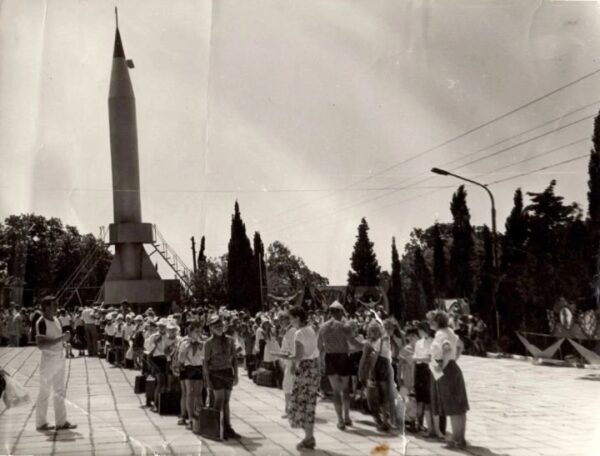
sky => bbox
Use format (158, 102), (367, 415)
(1, 0), (600, 284)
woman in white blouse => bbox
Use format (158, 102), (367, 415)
(279, 306), (320, 450)
(429, 310), (469, 449)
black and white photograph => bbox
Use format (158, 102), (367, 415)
(0, 1), (599, 455)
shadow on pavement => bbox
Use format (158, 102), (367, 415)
(46, 430), (84, 443)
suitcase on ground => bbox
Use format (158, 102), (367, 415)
(253, 368), (276, 388)
(145, 378), (156, 406)
(134, 375), (146, 394)
(125, 358), (134, 369)
(158, 391), (180, 416)
(107, 349), (116, 365)
(192, 407), (224, 441)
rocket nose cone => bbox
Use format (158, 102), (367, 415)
(114, 28), (125, 59)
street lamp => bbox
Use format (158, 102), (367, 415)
(431, 167), (500, 342)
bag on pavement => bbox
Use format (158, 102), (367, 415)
(2, 375), (31, 409)
(193, 407), (224, 441)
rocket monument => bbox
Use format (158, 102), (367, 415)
(103, 11), (179, 310)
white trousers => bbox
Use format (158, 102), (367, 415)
(36, 354), (67, 427)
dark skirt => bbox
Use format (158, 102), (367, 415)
(414, 363), (431, 404)
(430, 360), (469, 416)
(183, 365), (204, 381)
(289, 358), (320, 428)
(209, 368), (235, 390)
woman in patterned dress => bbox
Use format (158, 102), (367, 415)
(279, 306), (320, 450)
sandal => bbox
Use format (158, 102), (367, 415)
(56, 422), (77, 431)
(296, 437), (316, 450)
(36, 423), (55, 432)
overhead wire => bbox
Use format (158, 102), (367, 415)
(257, 69), (600, 225)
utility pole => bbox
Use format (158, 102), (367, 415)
(191, 236), (197, 273)
(431, 167), (500, 342)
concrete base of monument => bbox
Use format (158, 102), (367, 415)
(103, 278), (181, 311)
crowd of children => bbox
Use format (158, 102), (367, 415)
(2, 298), (473, 450)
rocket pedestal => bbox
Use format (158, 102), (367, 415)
(103, 24), (179, 310)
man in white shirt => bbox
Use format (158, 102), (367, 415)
(81, 303), (98, 356)
(35, 296), (77, 431)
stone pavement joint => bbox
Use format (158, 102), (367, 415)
(1, 348), (600, 456)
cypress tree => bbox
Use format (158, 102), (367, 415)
(474, 226), (494, 318)
(253, 231), (267, 309)
(348, 218), (381, 287)
(432, 223), (447, 298)
(388, 237), (403, 321)
(227, 202), (259, 313)
(588, 110), (600, 230)
(448, 185), (474, 298)
(502, 188), (528, 269)
(198, 235), (206, 265)
(405, 245), (433, 320)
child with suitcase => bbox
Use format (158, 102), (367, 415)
(203, 315), (241, 440)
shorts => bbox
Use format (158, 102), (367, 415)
(62, 325), (72, 334)
(324, 353), (352, 377)
(414, 363), (431, 404)
(209, 368), (235, 390)
(106, 335), (114, 345)
(150, 355), (168, 376)
(183, 365), (203, 381)
(373, 356), (391, 383)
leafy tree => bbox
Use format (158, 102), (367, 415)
(524, 180), (579, 330)
(448, 186), (474, 298)
(348, 218), (381, 287)
(266, 241), (328, 293)
(227, 202), (260, 313)
(0, 214), (111, 306)
(388, 237), (403, 321)
(432, 223), (447, 298)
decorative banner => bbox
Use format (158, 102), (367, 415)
(516, 332), (564, 359)
(577, 310), (598, 339)
(558, 306), (574, 330)
(568, 338), (600, 365)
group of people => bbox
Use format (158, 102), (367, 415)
(8, 295), (472, 451)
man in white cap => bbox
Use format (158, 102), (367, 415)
(35, 296), (77, 431)
(317, 300), (354, 430)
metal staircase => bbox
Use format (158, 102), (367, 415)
(150, 224), (192, 292)
(56, 226), (108, 308)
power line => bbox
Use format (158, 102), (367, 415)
(264, 118), (593, 235)
(270, 148), (590, 238)
(257, 69), (600, 225)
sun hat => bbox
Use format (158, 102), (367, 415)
(134, 315), (143, 322)
(329, 301), (345, 311)
(157, 318), (168, 327)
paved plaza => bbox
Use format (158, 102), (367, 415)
(0, 347), (599, 456)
